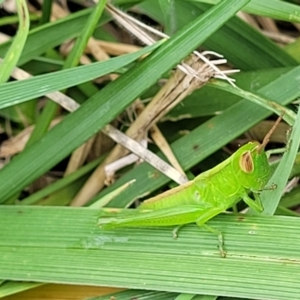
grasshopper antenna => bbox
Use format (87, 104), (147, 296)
(257, 113), (284, 154)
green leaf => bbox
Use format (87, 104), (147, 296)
(285, 38), (300, 63)
(187, 0), (300, 22)
(166, 67), (294, 119)
(26, 0), (107, 146)
(0, 206), (300, 299)
(89, 290), (178, 300)
(139, 1), (297, 70)
(20, 157), (104, 205)
(157, 0), (177, 35)
(0, 281), (42, 298)
(0, 8), (94, 65)
(0, 0), (30, 82)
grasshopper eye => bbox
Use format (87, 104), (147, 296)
(240, 151), (254, 173)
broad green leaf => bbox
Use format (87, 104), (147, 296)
(0, 206), (299, 300)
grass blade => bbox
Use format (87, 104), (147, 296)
(0, 0), (30, 82)
(250, 108), (300, 215)
(0, 206), (300, 299)
(0, 42), (161, 109)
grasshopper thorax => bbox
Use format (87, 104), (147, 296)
(231, 141), (271, 191)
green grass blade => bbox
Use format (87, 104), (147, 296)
(0, 0), (30, 82)
(188, 0), (300, 22)
(250, 107), (300, 216)
(90, 180), (136, 209)
(0, 15), (38, 26)
(0, 0), (250, 203)
(27, 0), (107, 146)
(285, 38), (300, 63)
(139, 1), (297, 70)
(245, 0), (300, 22)
(210, 80), (296, 125)
(20, 157), (104, 205)
(0, 8), (94, 65)
(157, 0), (177, 35)
(175, 294), (198, 300)
(0, 206), (300, 299)
(0, 281), (42, 298)
(89, 290), (178, 300)
(167, 67), (294, 119)
(64, 0), (107, 68)
(90, 290), (217, 300)
(39, 0), (52, 24)
(0, 43), (161, 109)
(193, 296), (218, 300)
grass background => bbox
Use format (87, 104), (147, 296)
(0, 0), (300, 299)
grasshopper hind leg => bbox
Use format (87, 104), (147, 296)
(173, 222), (226, 257)
(202, 224), (225, 258)
(172, 223), (225, 257)
(195, 207), (226, 257)
(169, 206), (226, 257)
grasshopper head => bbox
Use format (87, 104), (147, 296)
(232, 141), (271, 191)
(232, 115), (282, 191)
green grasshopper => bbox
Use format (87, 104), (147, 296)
(98, 117), (282, 257)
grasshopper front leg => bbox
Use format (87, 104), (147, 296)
(242, 193), (263, 213)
